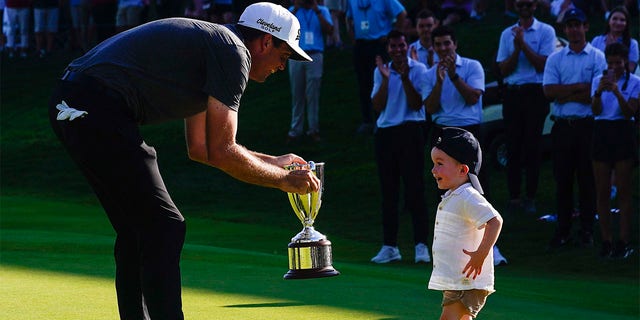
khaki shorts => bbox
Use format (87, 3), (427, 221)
(442, 289), (492, 318)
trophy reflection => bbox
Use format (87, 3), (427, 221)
(284, 161), (339, 279)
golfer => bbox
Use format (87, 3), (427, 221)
(48, 3), (319, 319)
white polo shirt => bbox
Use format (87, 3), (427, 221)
(429, 183), (500, 292)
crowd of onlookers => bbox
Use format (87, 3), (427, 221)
(3, 0), (639, 262)
(0, 0), (253, 58)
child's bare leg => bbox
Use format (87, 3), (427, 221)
(440, 301), (473, 320)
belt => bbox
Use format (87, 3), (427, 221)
(552, 116), (593, 126)
(505, 83), (542, 91)
(60, 69), (125, 103)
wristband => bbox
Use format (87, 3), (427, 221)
(450, 73), (460, 82)
(593, 91), (602, 98)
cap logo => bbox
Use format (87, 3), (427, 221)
(296, 29), (300, 41)
(256, 18), (282, 33)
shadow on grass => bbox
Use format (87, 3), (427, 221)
(224, 302), (307, 308)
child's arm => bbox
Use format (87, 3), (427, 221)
(462, 215), (503, 279)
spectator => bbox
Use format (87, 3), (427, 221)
(550, 0), (575, 24)
(591, 5), (639, 73)
(345, 0), (406, 135)
(5, 0), (31, 58)
(470, 0), (487, 20)
(423, 25), (484, 165)
(407, 9), (439, 68)
(422, 25), (507, 266)
(404, 0), (441, 41)
(439, 0), (473, 26)
(599, 0), (637, 19)
(69, 0), (91, 52)
(591, 42), (639, 258)
(91, 0), (117, 42)
(496, 0), (556, 214)
(286, 0), (333, 143)
(323, 0), (344, 48)
(505, 0), (518, 17)
(369, 30), (430, 264)
(184, 0), (210, 20)
(0, 0), (6, 54)
(211, 0), (236, 24)
(542, 8), (607, 250)
(33, 0), (60, 58)
(115, 0), (144, 33)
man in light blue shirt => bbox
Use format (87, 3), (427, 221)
(422, 26), (484, 135)
(287, 0), (333, 143)
(369, 30), (431, 265)
(495, 0), (556, 214)
(542, 8), (607, 251)
(407, 9), (439, 68)
(346, 0), (406, 134)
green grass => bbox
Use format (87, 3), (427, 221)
(2, 196), (638, 319)
(1, 4), (639, 319)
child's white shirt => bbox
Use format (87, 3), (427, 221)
(429, 183), (500, 292)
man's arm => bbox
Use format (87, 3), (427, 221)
(184, 96), (319, 194)
(402, 74), (423, 111)
(371, 72), (389, 113)
(423, 79), (442, 115)
(543, 83), (592, 105)
(315, 5), (334, 34)
(449, 73), (482, 106)
(393, 10), (407, 31)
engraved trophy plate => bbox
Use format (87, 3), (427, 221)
(283, 161), (339, 279)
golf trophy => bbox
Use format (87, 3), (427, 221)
(283, 161), (340, 279)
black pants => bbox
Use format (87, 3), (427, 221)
(374, 122), (429, 246)
(353, 39), (386, 125)
(551, 118), (596, 237)
(49, 79), (186, 320)
(503, 84), (549, 201)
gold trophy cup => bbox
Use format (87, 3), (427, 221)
(284, 161), (339, 279)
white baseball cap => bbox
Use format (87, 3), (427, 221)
(237, 2), (312, 62)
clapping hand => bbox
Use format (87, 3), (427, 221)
(511, 26), (525, 50)
(376, 55), (390, 78)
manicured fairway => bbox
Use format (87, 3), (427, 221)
(1, 195), (638, 320)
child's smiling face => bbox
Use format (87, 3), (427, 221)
(430, 147), (469, 191)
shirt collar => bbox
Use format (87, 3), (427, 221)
(441, 182), (472, 199)
(516, 18), (542, 31)
(388, 58), (421, 72)
(564, 42), (594, 56)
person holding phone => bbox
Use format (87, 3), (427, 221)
(591, 42), (640, 259)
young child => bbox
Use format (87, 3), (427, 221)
(429, 127), (503, 319)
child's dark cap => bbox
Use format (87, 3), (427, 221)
(434, 127), (484, 194)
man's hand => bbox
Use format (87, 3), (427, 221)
(396, 56), (410, 81)
(376, 55), (390, 78)
(271, 154), (307, 168)
(284, 169), (320, 194)
(511, 26), (524, 50)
